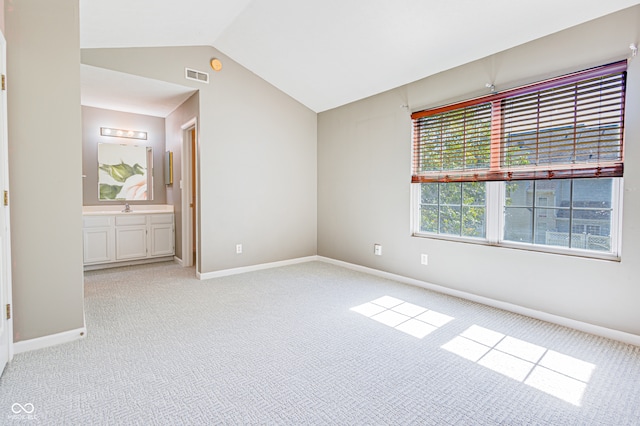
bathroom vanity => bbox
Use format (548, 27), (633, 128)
(82, 205), (175, 270)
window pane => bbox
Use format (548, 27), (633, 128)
(420, 206), (438, 233)
(503, 178), (615, 253)
(571, 179), (612, 252)
(418, 183), (486, 238)
(535, 180), (570, 208)
(572, 178), (612, 208)
(462, 182), (485, 238)
(536, 209), (568, 248)
(504, 207), (533, 243)
(505, 181), (532, 207)
(439, 205), (461, 235)
(421, 183), (438, 204)
(463, 182), (485, 205)
(579, 219), (611, 252)
(440, 182), (462, 205)
(571, 210), (611, 252)
(463, 206), (485, 237)
(571, 179), (613, 252)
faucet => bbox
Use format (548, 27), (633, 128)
(122, 203), (132, 213)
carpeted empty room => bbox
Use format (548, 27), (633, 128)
(1, 261), (639, 424)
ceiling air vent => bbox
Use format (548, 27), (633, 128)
(185, 68), (209, 84)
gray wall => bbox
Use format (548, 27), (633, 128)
(6, 0), (85, 341)
(82, 46), (318, 275)
(318, 6), (640, 336)
(82, 106), (167, 205)
(165, 92), (200, 260)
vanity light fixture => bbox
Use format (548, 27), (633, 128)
(100, 127), (147, 140)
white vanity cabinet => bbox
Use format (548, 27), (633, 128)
(82, 208), (175, 269)
(83, 215), (115, 264)
(149, 214), (175, 257)
(115, 215), (148, 260)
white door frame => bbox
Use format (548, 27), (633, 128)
(0, 31), (13, 373)
(180, 117), (198, 270)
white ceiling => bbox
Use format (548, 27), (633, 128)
(81, 65), (196, 117)
(79, 0), (640, 114)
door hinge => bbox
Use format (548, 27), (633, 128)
(1, 75), (5, 91)
(3, 190), (7, 206)
(5, 304), (10, 320)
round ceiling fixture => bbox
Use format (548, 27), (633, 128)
(210, 58), (223, 72)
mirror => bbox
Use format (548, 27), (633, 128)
(98, 143), (153, 201)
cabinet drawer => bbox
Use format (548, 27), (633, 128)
(150, 214), (174, 225)
(115, 215), (147, 226)
(83, 215), (114, 228)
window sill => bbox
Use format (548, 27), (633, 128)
(412, 233), (621, 262)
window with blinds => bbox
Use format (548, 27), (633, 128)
(411, 61), (627, 183)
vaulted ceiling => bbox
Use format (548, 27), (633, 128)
(80, 0), (640, 115)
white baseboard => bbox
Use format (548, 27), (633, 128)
(84, 256), (174, 271)
(197, 254), (640, 345)
(198, 256), (319, 280)
(173, 256), (184, 267)
(13, 327), (87, 355)
(317, 256), (640, 347)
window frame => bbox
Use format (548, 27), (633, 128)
(497, 177), (622, 259)
(410, 61), (626, 261)
(412, 178), (622, 260)
(413, 181), (488, 240)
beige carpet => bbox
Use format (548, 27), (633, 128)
(1, 261), (639, 424)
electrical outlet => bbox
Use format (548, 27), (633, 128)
(421, 254), (428, 265)
(236, 244), (243, 254)
(374, 244), (382, 256)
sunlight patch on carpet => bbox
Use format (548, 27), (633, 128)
(442, 325), (596, 406)
(350, 296), (454, 339)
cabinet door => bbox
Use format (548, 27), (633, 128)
(115, 226), (147, 260)
(83, 227), (115, 264)
(149, 224), (174, 257)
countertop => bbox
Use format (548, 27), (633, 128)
(82, 204), (174, 216)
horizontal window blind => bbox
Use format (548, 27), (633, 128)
(412, 61), (627, 183)
(412, 103), (492, 175)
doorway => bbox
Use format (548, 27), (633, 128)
(181, 118), (198, 270)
